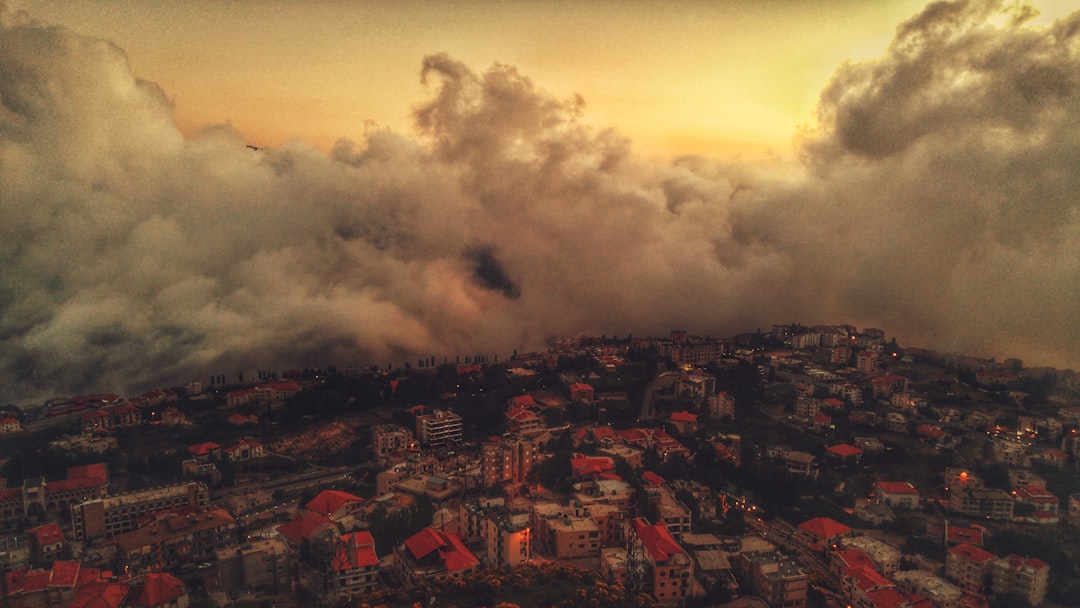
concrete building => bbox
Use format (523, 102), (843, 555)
(893, 570), (962, 608)
(216, 537), (292, 596)
(71, 481), (210, 541)
(371, 424), (416, 461)
(114, 508), (237, 573)
(991, 554), (1049, 607)
(416, 409), (463, 447)
(873, 481), (920, 510)
(481, 435), (536, 489)
(945, 543), (995, 593)
(736, 550), (808, 608)
(633, 518), (694, 604)
(840, 535), (901, 576)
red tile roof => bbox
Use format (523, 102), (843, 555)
(633, 518), (684, 562)
(48, 463), (108, 494)
(799, 517), (851, 540)
(50, 561), (80, 588)
(945, 525), (983, 546)
(333, 531), (379, 571)
(866, 587), (908, 608)
(875, 481), (919, 495)
(187, 441), (220, 456)
(68, 581), (131, 608)
(844, 565), (894, 591)
(669, 411), (698, 423)
(276, 511), (336, 546)
(306, 489), (365, 517)
(137, 572), (185, 607)
(642, 471), (667, 487)
(827, 444), (862, 457)
(571, 455), (615, 477)
(833, 548), (876, 572)
(31, 523), (64, 547)
(508, 395), (536, 408)
(403, 527), (478, 572)
(439, 531), (480, 572)
(404, 526), (444, 560)
(948, 543), (996, 564)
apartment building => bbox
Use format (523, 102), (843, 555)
(945, 543), (995, 593)
(991, 554), (1049, 607)
(416, 409), (463, 447)
(737, 550), (808, 608)
(217, 537), (292, 596)
(71, 481), (210, 540)
(481, 435), (535, 488)
(114, 508), (237, 573)
(633, 518), (694, 604)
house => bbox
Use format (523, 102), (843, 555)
(1013, 485), (1059, 517)
(306, 490), (367, 522)
(796, 517), (851, 552)
(30, 522), (66, 565)
(826, 444), (862, 463)
(277, 511), (338, 549)
(667, 411), (698, 435)
(569, 383), (595, 403)
(395, 527), (479, 585)
(187, 442), (221, 462)
(0, 416), (21, 434)
(873, 481), (920, 510)
(505, 407), (542, 435)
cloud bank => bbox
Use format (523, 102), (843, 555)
(1, 0), (1078, 402)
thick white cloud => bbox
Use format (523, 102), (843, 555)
(1, 0), (1078, 402)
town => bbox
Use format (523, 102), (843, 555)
(0, 324), (1078, 608)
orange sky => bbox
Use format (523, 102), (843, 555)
(9, 0), (1075, 160)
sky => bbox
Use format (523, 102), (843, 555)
(1, 0), (1079, 402)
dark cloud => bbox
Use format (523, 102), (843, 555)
(1, 1), (1078, 403)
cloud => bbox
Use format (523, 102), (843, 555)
(1, 1), (1078, 402)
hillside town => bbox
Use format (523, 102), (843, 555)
(1, 324), (1079, 608)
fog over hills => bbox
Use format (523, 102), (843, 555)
(1, 1), (1078, 402)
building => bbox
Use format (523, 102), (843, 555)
(114, 508), (237, 573)
(531, 502), (601, 559)
(856, 350), (880, 375)
(371, 424), (416, 461)
(483, 507), (531, 567)
(505, 407), (543, 435)
(632, 518), (694, 604)
(481, 435), (536, 489)
(646, 486), (692, 536)
(217, 537), (292, 596)
(331, 531), (381, 597)
(676, 373), (716, 405)
(990, 554), (1049, 607)
(132, 572), (188, 608)
(71, 481), (210, 540)
(29, 522), (66, 565)
(893, 570), (962, 608)
(416, 409), (463, 447)
(395, 527), (479, 585)
(0, 416), (22, 434)
(796, 517), (851, 552)
(737, 550), (808, 608)
(306, 490), (367, 522)
(569, 383), (595, 403)
(839, 535), (900, 576)
(873, 481), (920, 510)
(945, 543), (995, 593)
(710, 391), (735, 419)
(4, 464), (112, 526)
(222, 439), (265, 462)
(948, 487), (1014, 520)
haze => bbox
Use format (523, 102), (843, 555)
(1, 0), (1078, 402)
